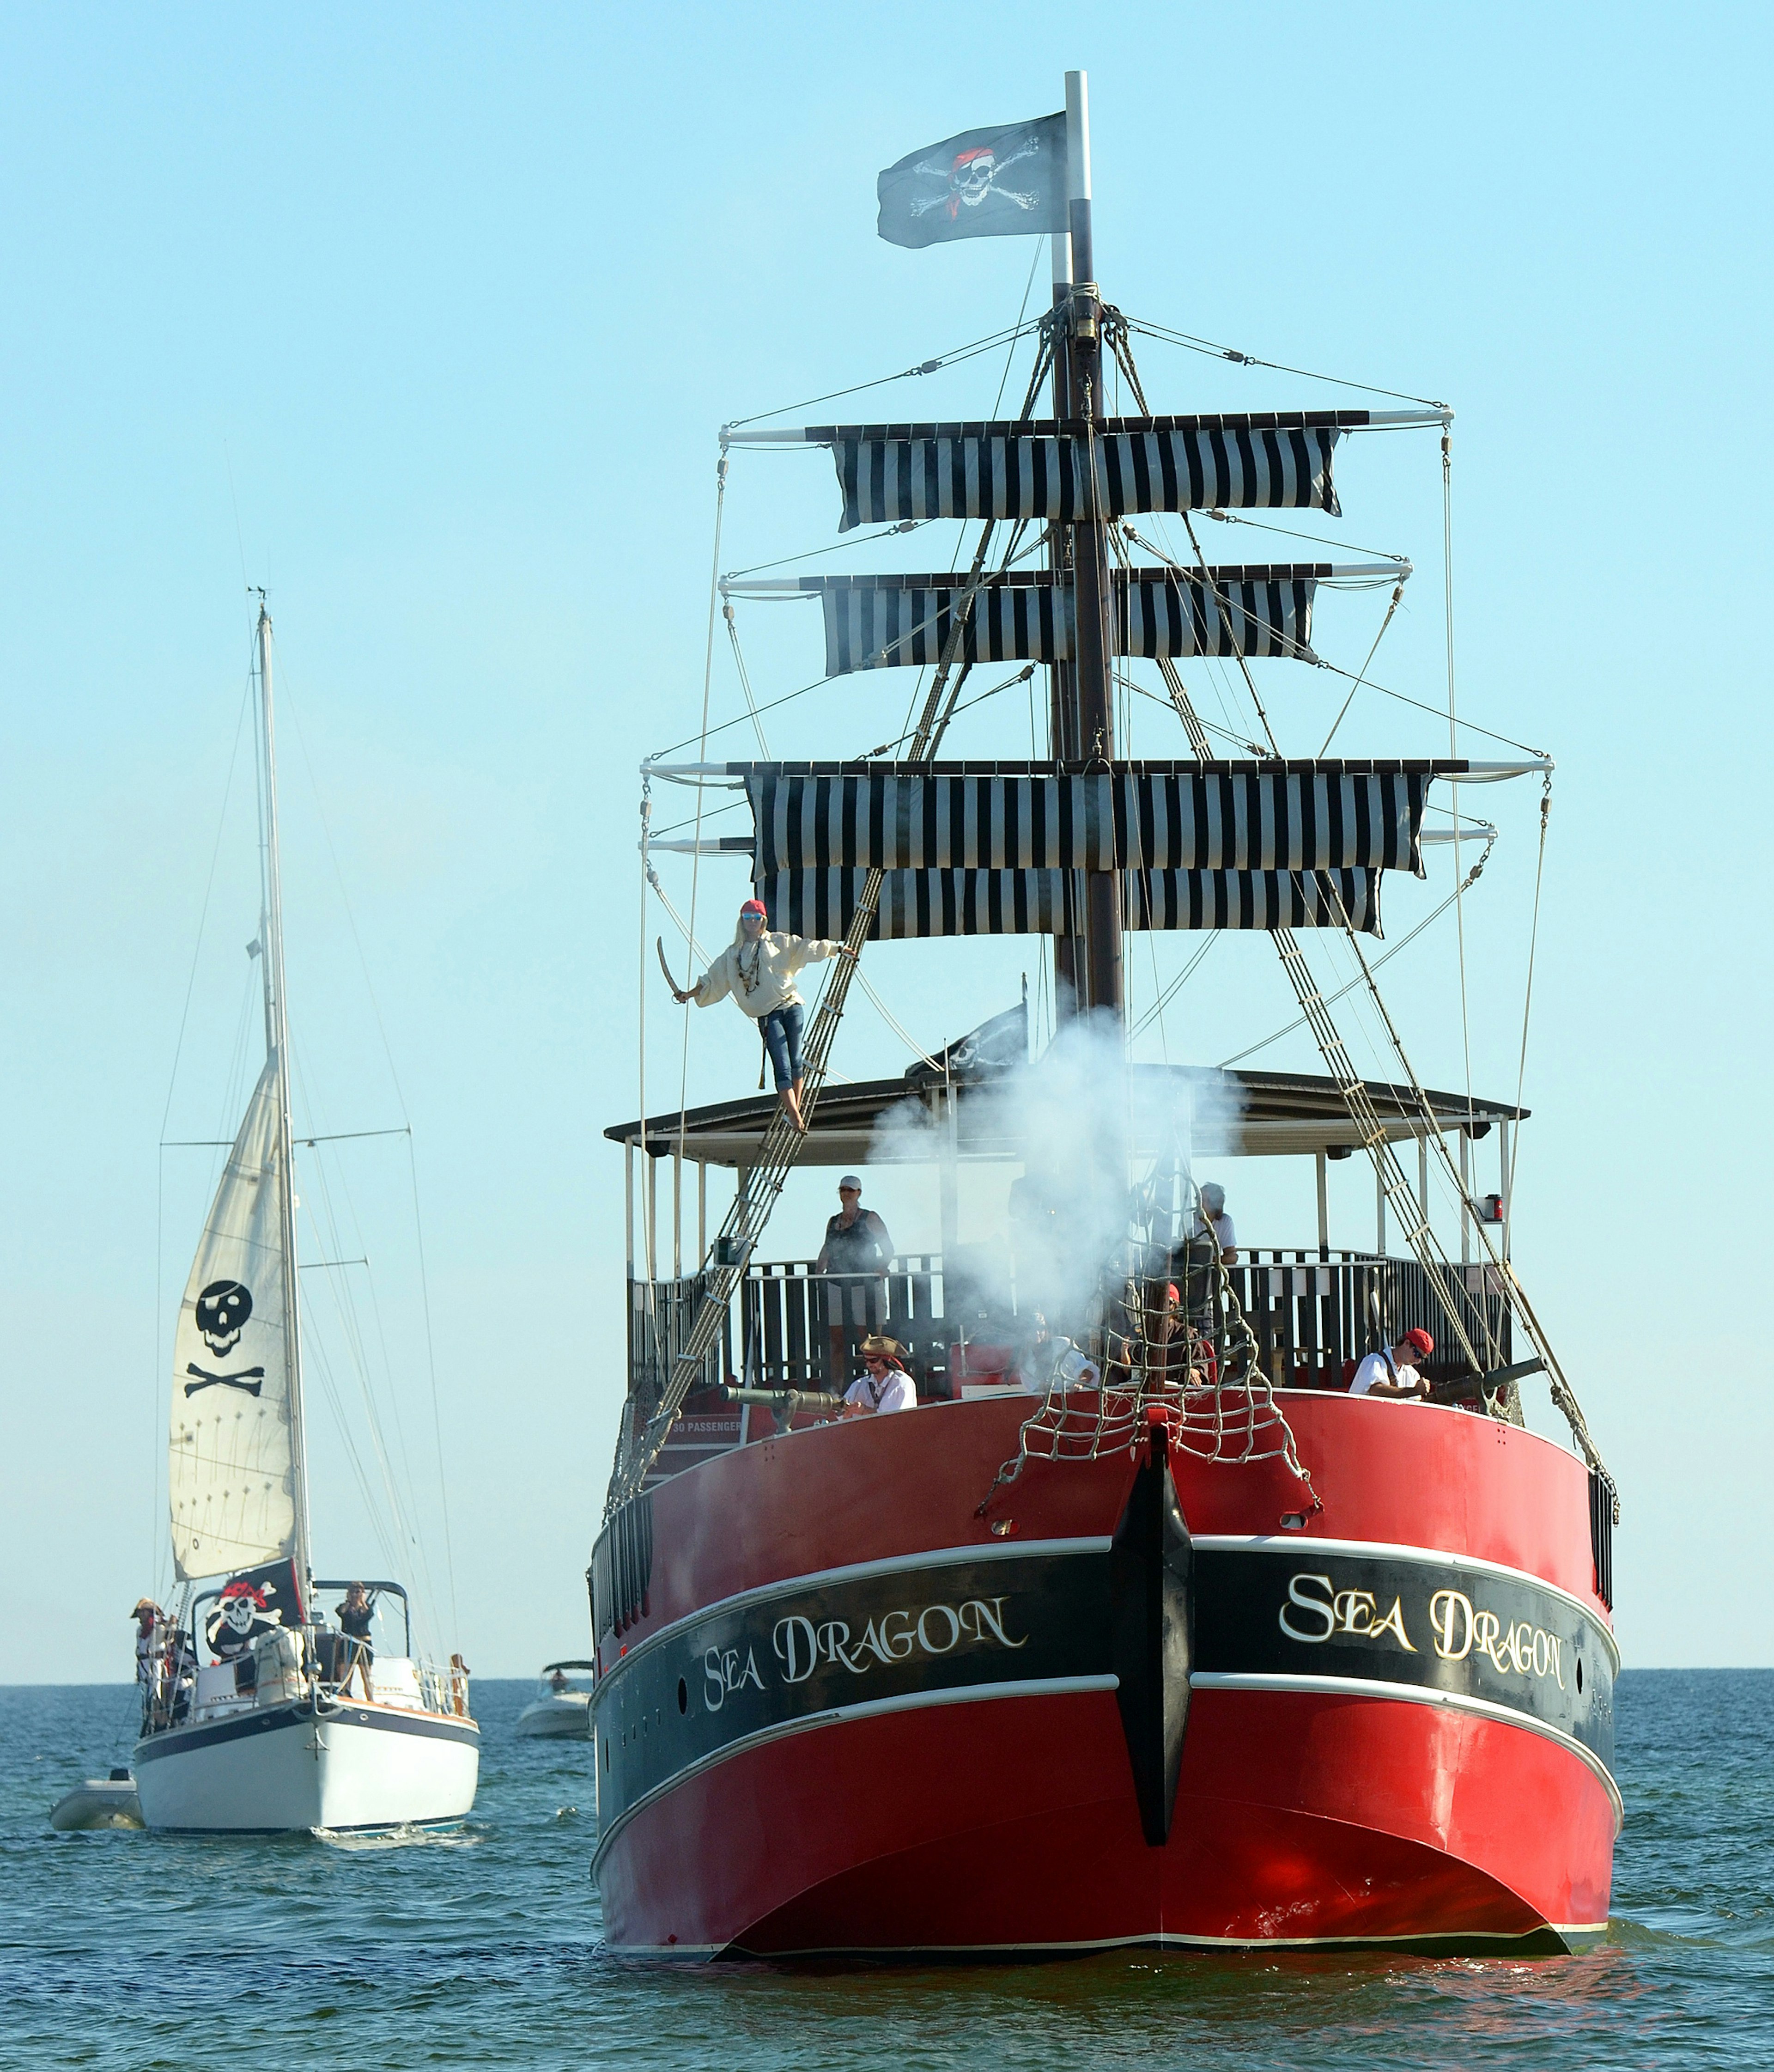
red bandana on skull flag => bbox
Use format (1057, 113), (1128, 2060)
(877, 113), (1066, 250)
(204, 1559), (304, 1659)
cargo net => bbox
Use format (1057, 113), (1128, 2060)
(979, 1187), (1322, 1517)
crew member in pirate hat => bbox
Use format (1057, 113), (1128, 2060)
(842, 1335), (918, 1418)
(131, 1599), (163, 1691)
(669, 898), (855, 1133)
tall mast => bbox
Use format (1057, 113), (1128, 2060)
(1061, 70), (1124, 1021)
(255, 600), (313, 1586)
(1048, 209), (1081, 1015)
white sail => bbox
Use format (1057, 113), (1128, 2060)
(169, 1057), (298, 1579)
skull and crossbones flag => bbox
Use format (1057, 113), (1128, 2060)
(878, 112), (1066, 249)
(204, 1558), (304, 1659)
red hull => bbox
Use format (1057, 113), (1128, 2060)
(590, 1394), (1617, 1956)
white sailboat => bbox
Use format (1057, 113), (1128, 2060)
(134, 603), (480, 1834)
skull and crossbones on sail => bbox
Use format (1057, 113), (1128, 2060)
(183, 1278), (267, 1397)
(909, 134), (1050, 220)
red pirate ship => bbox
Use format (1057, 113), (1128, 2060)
(589, 73), (1620, 1956)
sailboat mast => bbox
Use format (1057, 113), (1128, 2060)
(255, 601), (314, 1588)
(1060, 70), (1124, 1021)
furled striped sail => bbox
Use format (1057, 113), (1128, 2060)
(799, 415), (1361, 529)
(168, 1059), (298, 1580)
(746, 762), (1433, 873)
(762, 866), (1382, 939)
(789, 566), (1320, 675)
(736, 761), (1446, 938)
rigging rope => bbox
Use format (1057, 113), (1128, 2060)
(1214, 831), (1496, 1064)
(1318, 578), (1406, 754)
(1122, 316), (1449, 411)
(724, 319), (1045, 429)
(1509, 774), (1553, 1206)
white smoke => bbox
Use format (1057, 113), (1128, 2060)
(869, 1012), (1247, 1341)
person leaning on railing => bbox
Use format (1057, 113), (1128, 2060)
(1349, 1328), (1435, 1402)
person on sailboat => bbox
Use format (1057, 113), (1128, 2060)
(133, 1600), (164, 1723)
(335, 1582), (376, 1701)
(670, 899), (854, 1132)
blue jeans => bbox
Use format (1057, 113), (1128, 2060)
(760, 1004), (804, 1092)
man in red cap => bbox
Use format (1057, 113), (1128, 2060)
(670, 898), (854, 1131)
(1349, 1327), (1435, 1402)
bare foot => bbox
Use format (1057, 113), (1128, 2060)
(783, 1085), (805, 1132)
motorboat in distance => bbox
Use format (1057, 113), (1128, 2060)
(516, 1662), (596, 1738)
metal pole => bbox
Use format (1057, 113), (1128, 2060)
(1315, 1149), (1329, 1255)
(1459, 1129), (1472, 1267)
(1498, 1118), (1511, 1263)
(673, 1144), (682, 1280)
(939, 1085), (960, 1262)
(1418, 1133), (1430, 1223)
(1064, 68), (1123, 1022)
(698, 1160), (707, 1262)
(624, 1140), (635, 1279)
(1375, 1159), (1386, 1256)
(255, 604), (313, 1589)
(1048, 222), (1081, 1022)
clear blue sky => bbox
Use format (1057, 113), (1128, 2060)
(2, 4), (1768, 1680)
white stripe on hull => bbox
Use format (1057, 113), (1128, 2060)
(134, 1705), (480, 1832)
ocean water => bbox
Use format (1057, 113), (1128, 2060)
(5, 1672), (1769, 2071)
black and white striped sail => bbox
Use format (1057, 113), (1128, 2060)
(730, 760), (1449, 938)
(729, 414), (1385, 530)
(763, 866), (1384, 939)
(769, 566), (1321, 675)
(745, 762), (1435, 873)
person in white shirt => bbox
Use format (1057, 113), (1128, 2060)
(672, 898), (854, 1131)
(843, 1335), (918, 1416)
(1185, 1182), (1237, 1266)
(1349, 1327), (1435, 1402)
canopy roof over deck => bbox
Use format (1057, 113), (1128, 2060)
(605, 1064), (1527, 1170)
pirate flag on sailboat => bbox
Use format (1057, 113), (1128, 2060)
(878, 112), (1066, 249)
(205, 1559), (304, 1659)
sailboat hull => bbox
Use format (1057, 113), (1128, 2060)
(134, 1700), (480, 1834)
(589, 1392), (1618, 1956)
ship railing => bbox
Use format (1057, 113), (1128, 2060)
(623, 1249), (1510, 1429)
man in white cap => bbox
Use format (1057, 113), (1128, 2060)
(1185, 1182), (1238, 1266)
(816, 1176), (894, 1387)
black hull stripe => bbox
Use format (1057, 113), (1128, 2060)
(599, 1536), (1112, 1688)
(1190, 1671), (1623, 1831)
(135, 1703), (480, 1764)
(1193, 1535), (1620, 1669)
(592, 1674), (1118, 1877)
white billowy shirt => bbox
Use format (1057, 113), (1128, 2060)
(844, 1369), (918, 1415)
(691, 931), (843, 1022)
(1349, 1350), (1424, 1401)
(1185, 1211), (1236, 1255)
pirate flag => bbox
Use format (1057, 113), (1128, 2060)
(205, 1558), (304, 1660)
(877, 112), (1066, 250)
(905, 998), (1028, 1086)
